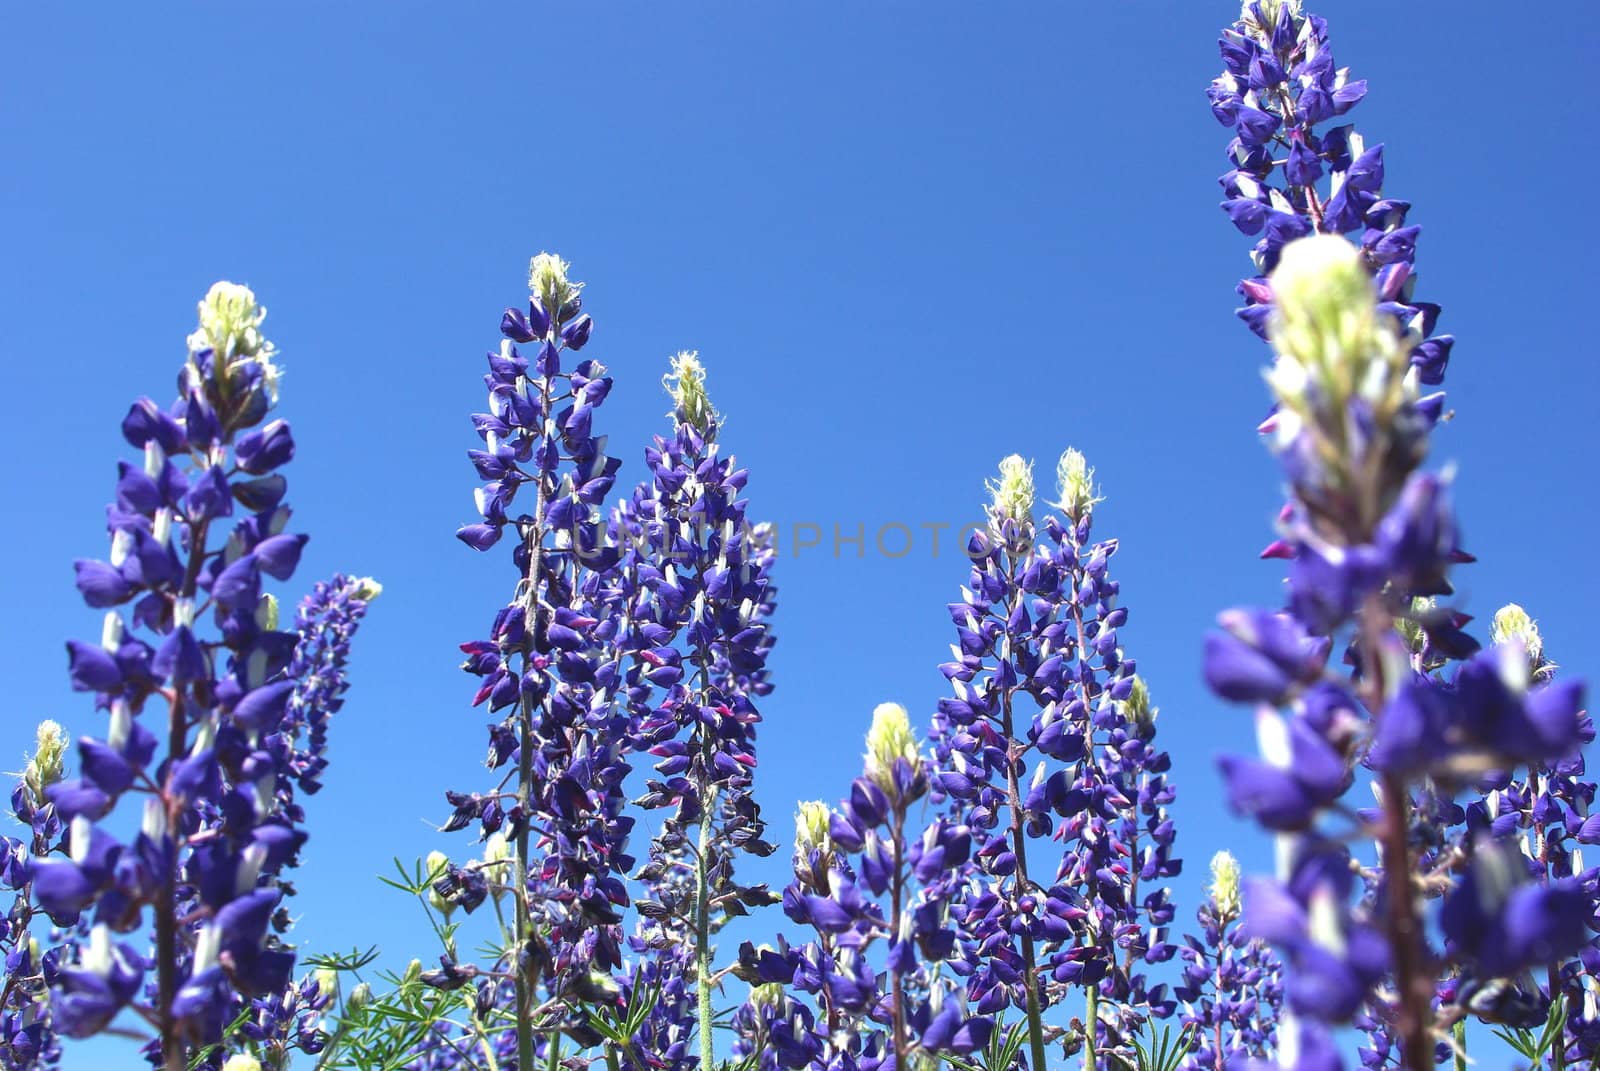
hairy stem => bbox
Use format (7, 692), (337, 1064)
(1000, 680), (1048, 1071)
(696, 788), (716, 1071)
(514, 340), (554, 1071)
(1084, 982), (1098, 1071)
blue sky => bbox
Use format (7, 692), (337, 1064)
(3, 2), (1597, 1067)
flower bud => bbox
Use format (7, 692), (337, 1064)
(528, 252), (581, 317)
(222, 1056), (263, 1071)
(353, 576), (384, 601)
(986, 455), (1035, 532)
(347, 981), (373, 1012)
(1122, 676), (1157, 733)
(189, 282), (282, 402)
(314, 967), (340, 1001)
(1209, 851), (1242, 918)
(256, 593), (279, 633)
(794, 800), (832, 857)
(864, 702), (921, 793)
(425, 851), (453, 917)
(1491, 603), (1546, 676)
(663, 351), (716, 431)
(749, 981), (785, 1009)
(1051, 448), (1103, 522)
(1266, 236), (1403, 425)
(23, 720), (67, 805)
(483, 831), (511, 902)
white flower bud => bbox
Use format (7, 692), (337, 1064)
(1267, 235), (1406, 429)
(23, 720), (67, 805)
(222, 1055), (263, 1071)
(986, 454), (1035, 533)
(1491, 603), (1548, 678)
(353, 576), (384, 601)
(425, 851), (455, 917)
(1209, 851), (1242, 918)
(794, 801), (833, 857)
(528, 252), (581, 313)
(863, 702), (921, 792)
(189, 282), (282, 402)
(663, 351), (716, 430)
(1050, 448), (1103, 522)
(1122, 676), (1157, 732)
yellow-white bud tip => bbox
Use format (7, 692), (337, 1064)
(483, 831), (511, 867)
(1209, 851), (1242, 917)
(314, 967), (340, 1000)
(425, 851), (453, 915)
(1491, 603), (1544, 669)
(794, 800), (833, 857)
(352, 576), (383, 601)
(347, 980), (373, 1011)
(1122, 676), (1156, 731)
(663, 351), (716, 430)
(1267, 235), (1400, 426)
(189, 282), (281, 402)
(750, 981), (785, 1009)
(864, 702), (921, 791)
(528, 251), (581, 312)
(24, 720), (68, 805)
(1051, 448), (1103, 522)
(986, 455), (1035, 530)
(222, 1056), (263, 1071)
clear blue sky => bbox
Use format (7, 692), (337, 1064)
(3, 3), (1596, 1067)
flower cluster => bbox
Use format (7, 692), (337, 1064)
(616, 352), (780, 1070)
(744, 702), (989, 1071)
(1202, 9), (1591, 1067)
(1175, 852), (1282, 1070)
(445, 253), (632, 1062)
(13, 282), (376, 1070)
(929, 450), (1180, 1069)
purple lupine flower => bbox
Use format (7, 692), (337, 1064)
(927, 449), (1179, 1070)
(18, 282), (372, 1070)
(613, 353), (780, 1070)
(1201, 9), (1590, 1067)
(277, 575), (382, 801)
(750, 704), (990, 1071)
(1175, 852), (1282, 1070)
(1395, 605), (1600, 1064)
(1, 722), (69, 1071)
(444, 253), (633, 1065)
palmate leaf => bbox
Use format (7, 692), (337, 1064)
(940, 1017), (1030, 1071)
(1115, 1022), (1197, 1071)
(1490, 995), (1567, 1061)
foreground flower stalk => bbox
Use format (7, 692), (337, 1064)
(1203, 32), (1590, 1061)
(27, 283), (377, 1069)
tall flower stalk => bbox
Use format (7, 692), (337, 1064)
(451, 252), (628, 1070)
(618, 352), (779, 1068)
(1204, 6), (1591, 1070)
(929, 450), (1178, 1070)
(17, 282), (376, 1069)
(1175, 852), (1282, 1070)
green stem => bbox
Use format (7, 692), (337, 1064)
(1085, 983), (1098, 1071)
(1451, 1019), (1465, 1071)
(696, 791), (716, 1071)
(514, 343), (555, 1071)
